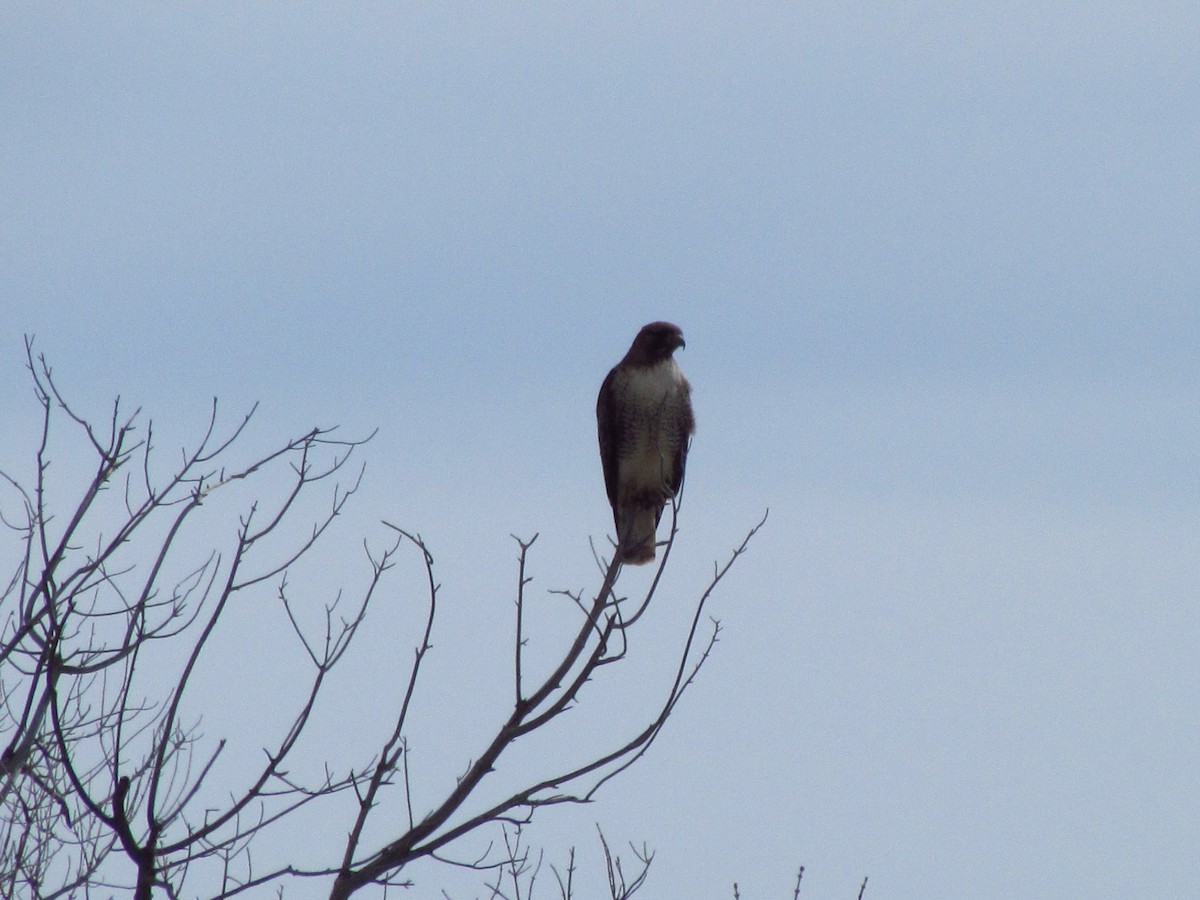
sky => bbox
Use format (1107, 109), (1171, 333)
(3, 3), (1200, 898)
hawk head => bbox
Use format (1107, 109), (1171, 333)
(625, 321), (686, 365)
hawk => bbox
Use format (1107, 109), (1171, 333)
(596, 321), (695, 564)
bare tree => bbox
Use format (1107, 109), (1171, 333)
(732, 868), (869, 900)
(1, 339), (764, 898)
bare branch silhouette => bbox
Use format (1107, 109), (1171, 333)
(2, 340), (765, 899)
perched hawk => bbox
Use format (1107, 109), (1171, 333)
(596, 321), (695, 565)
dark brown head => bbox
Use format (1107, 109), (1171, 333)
(622, 321), (686, 366)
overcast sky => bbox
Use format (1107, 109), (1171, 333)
(3, 4), (1199, 899)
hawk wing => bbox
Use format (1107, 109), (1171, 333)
(666, 396), (693, 498)
(595, 367), (620, 523)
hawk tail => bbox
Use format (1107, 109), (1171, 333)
(617, 506), (660, 565)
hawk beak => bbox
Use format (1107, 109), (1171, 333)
(678, 337), (686, 350)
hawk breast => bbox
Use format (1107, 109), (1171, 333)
(613, 359), (690, 502)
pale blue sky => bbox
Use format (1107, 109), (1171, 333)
(3, 4), (1199, 898)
